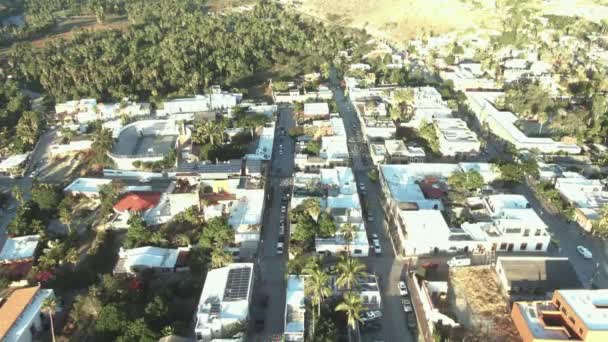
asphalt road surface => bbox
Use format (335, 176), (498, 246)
(330, 70), (414, 342)
(250, 106), (295, 341)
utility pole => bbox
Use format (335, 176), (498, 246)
(589, 262), (600, 289)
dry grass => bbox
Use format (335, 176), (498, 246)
(298, 0), (499, 43)
(30, 15), (129, 48)
(450, 266), (521, 341)
(296, 0), (608, 44)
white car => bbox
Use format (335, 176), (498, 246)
(577, 246), (593, 259)
(447, 255), (471, 267)
(360, 310), (382, 323)
(276, 242), (284, 255)
(373, 240), (381, 254)
(398, 281), (408, 297)
(402, 298), (413, 313)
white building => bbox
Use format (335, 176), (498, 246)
(379, 164), (548, 255)
(440, 64), (497, 91)
(383, 139), (426, 164)
(408, 87), (453, 128)
(315, 223), (369, 257)
(0, 285), (55, 342)
(195, 263), (254, 342)
(466, 91), (581, 154)
(246, 123), (275, 161)
(284, 276), (306, 342)
(0, 153), (29, 177)
(303, 102), (330, 117)
(161, 87), (242, 115)
(555, 174), (608, 231)
(228, 189), (265, 245)
(114, 246), (190, 275)
(434, 118), (480, 157)
(0, 235), (40, 264)
(49, 138), (93, 157)
(55, 98), (151, 125)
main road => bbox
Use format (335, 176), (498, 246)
(330, 70), (414, 342)
(250, 106), (295, 341)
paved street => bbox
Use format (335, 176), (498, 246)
(515, 183), (608, 288)
(250, 106), (295, 341)
(330, 71), (414, 342)
(0, 129), (56, 248)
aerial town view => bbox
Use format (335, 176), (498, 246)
(1, 0), (608, 341)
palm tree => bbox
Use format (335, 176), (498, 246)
(11, 185), (23, 205)
(210, 248), (233, 268)
(339, 223), (357, 255)
(65, 248), (79, 266)
(301, 198), (321, 221)
(335, 292), (363, 330)
(304, 268), (331, 337)
(335, 256), (367, 292)
(42, 297), (57, 342)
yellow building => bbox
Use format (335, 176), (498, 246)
(512, 289), (608, 342)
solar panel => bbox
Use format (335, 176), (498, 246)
(223, 267), (252, 301)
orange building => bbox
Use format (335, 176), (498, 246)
(512, 289), (608, 342)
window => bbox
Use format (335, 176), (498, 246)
(535, 229), (541, 236)
(520, 243), (527, 251)
(354, 249), (362, 255)
(561, 307), (568, 315)
(556, 299), (561, 308)
(523, 229), (530, 236)
(535, 243), (543, 251)
(505, 228), (522, 234)
(569, 316), (576, 325)
(362, 295), (369, 303)
(579, 328), (583, 335)
(500, 243), (508, 250)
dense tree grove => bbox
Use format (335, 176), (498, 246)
(0, 79), (42, 153)
(8, 1), (355, 102)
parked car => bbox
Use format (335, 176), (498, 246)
(367, 214), (374, 222)
(398, 281), (408, 296)
(577, 245), (593, 259)
(421, 261), (439, 270)
(361, 310), (382, 323)
(407, 313), (417, 329)
(276, 242), (284, 255)
(402, 298), (413, 313)
(447, 255), (471, 267)
(361, 321), (382, 333)
(373, 240), (382, 254)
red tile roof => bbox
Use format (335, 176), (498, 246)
(113, 192), (161, 212)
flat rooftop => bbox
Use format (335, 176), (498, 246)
(497, 256), (582, 292)
(112, 121), (178, 156)
(559, 289), (608, 330)
(450, 266), (521, 341)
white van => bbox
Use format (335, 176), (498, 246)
(447, 255), (471, 267)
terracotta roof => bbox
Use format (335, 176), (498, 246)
(0, 285), (40, 340)
(113, 192), (161, 212)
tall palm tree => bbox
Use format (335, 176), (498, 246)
(42, 297), (57, 342)
(339, 224), (357, 256)
(335, 292), (363, 330)
(335, 256), (367, 292)
(11, 185), (23, 205)
(304, 268), (331, 337)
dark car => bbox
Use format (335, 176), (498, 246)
(258, 294), (269, 307)
(421, 261), (439, 270)
(361, 321), (382, 333)
(255, 319), (265, 332)
(407, 313), (417, 329)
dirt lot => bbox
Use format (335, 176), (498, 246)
(296, 0), (608, 44)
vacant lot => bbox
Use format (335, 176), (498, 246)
(298, 0), (498, 43)
(297, 0), (608, 44)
